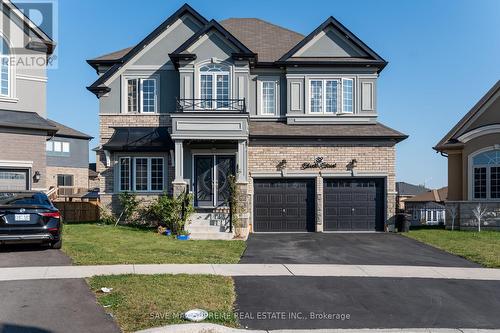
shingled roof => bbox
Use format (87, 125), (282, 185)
(47, 119), (93, 140)
(249, 121), (407, 141)
(220, 18), (304, 63)
(405, 187), (448, 203)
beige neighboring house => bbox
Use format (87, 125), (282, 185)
(405, 187), (447, 226)
(434, 80), (500, 230)
(45, 119), (93, 192)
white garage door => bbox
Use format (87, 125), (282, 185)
(0, 169), (29, 190)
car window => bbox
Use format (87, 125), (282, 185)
(0, 192), (52, 206)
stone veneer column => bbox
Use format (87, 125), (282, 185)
(316, 175), (324, 232)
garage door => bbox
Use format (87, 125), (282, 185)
(254, 179), (315, 232)
(324, 178), (384, 231)
(0, 169), (29, 191)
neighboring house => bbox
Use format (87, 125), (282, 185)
(0, 1), (55, 191)
(395, 181), (429, 212)
(87, 4), (407, 238)
(45, 119), (93, 190)
(435, 80), (500, 230)
(405, 187), (447, 226)
(88, 163), (99, 190)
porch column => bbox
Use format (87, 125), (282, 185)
(174, 140), (184, 182)
(173, 140), (187, 196)
(237, 139), (248, 183)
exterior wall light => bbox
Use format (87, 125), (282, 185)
(33, 171), (41, 182)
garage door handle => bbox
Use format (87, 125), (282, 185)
(282, 209), (286, 213)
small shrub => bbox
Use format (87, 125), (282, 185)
(118, 192), (141, 224)
(99, 205), (117, 225)
(147, 191), (194, 235)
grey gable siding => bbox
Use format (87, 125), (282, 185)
(295, 28), (368, 58)
(99, 14), (203, 114)
(47, 137), (89, 168)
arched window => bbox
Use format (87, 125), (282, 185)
(0, 37), (10, 96)
(471, 149), (500, 199)
(199, 63), (230, 109)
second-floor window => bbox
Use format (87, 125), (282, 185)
(309, 78), (354, 114)
(46, 140), (70, 155)
(1, 37), (10, 97)
(199, 64), (230, 109)
(126, 78), (158, 113)
(261, 81), (277, 115)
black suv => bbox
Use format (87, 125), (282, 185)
(0, 192), (63, 249)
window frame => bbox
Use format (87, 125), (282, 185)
(118, 156), (164, 193)
(57, 174), (74, 187)
(308, 77), (355, 115)
(123, 75), (160, 114)
(469, 148), (500, 200)
(259, 79), (278, 116)
(197, 63), (231, 110)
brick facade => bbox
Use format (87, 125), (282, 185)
(247, 143), (397, 229)
(0, 131), (47, 190)
(46, 166), (89, 189)
(98, 114), (173, 205)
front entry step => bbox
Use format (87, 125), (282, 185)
(186, 211), (234, 240)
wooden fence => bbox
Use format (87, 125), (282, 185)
(54, 201), (100, 223)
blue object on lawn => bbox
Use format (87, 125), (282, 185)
(176, 235), (190, 240)
(164, 229), (172, 236)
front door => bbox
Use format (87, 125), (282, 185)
(194, 155), (235, 207)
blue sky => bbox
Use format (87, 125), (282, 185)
(39, 0), (500, 189)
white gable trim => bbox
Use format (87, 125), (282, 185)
(100, 14), (202, 87)
(458, 124), (500, 143)
(458, 88), (500, 137)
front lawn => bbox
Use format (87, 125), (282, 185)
(404, 229), (500, 268)
(62, 223), (246, 265)
(88, 274), (238, 333)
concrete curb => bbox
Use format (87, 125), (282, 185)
(135, 323), (500, 333)
(1, 264), (500, 282)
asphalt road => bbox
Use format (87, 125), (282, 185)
(234, 276), (500, 330)
(241, 233), (479, 267)
(0, 244), (72, 267)
(0, 244), (120, 333)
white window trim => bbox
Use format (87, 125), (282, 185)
(198, 69), (231, 110)
(195, 60), (234, 109)
(307, 77), (355, 115)
(0, 33), (16, 101)
(119, 156), (164, 193)
(468, 147), (500, 200)
(259, 79), (278, 116)
(140, 78), (158, 114)
(121, 74), (160, 114)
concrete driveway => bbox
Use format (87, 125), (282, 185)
(240, 233), (479, 267)
(0, 244), (120, 333)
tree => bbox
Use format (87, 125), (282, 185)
(446, 204), (458, 231)
(472, 203), (488, 232)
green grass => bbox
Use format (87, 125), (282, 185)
(404, 229), (500, 268)
(62, 223), (246, 265)
(88, 274), (238, 333)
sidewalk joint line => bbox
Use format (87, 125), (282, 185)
(282, 264), (295, 276)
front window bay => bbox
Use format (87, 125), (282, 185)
(119, 157), (164, 192)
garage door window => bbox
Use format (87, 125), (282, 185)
(0, 169), (29, 190)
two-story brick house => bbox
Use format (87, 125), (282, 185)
(88, 4), (407, 238)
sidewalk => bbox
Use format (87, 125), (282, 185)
(137, 323), (500, 333)
(1, 264), (500, 281)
